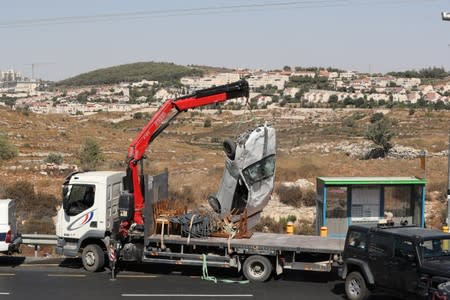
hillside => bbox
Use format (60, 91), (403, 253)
(0, 107), (449, 236)
(57, 61), (204, 86)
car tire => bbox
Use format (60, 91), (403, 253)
(82, 244), (105, 272)
(242, 255), (272, 282)
(223, 138), (236, 160)
(207, 194), (221, 213)
(345, 271), (370, 300)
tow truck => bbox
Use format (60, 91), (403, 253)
(56, 79), (344, 281)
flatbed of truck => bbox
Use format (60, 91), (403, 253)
(147, 232), (344, 254)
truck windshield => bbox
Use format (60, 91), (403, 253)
(64, 184), (96, 216)
(419, 238), (450, 259)
(242, 155), (275, 186)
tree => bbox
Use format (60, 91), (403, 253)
(283, 65), (291, 72)
(0, 135), (18, 161)
(328, 94), (338, 104)
(365, 118), (396, 157)
(78, 138), (105, 170)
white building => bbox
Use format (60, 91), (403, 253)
(395, 78), (421, 89)
(131, 80), (159, 88)
(247, 72), (289, 90)
(181, 73), (241, 90)
(340, 71), (357, 80)
(14, 81), (38, 95)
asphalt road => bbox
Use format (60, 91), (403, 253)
(0, 258), (397, 300)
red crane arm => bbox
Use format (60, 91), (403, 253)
(125, 80), (249, 226)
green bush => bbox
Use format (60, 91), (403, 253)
(133, 112), (143, 119)
(0, 135), (18, 161)
(365, 117), (396, 157)
(78, 138), (105, 170)
(370, 112), (385, 123)
(44, 153), (64, 165)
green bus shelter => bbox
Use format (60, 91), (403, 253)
(316, 177), (426, 238)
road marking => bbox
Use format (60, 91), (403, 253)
(117, 275), (158, 278)
(0, 292), (10, 295)
(0, 273), (15, 276)
(20, 264), (60, 267)
(121, 294), (253, 297)
(47, 274), (86, 277)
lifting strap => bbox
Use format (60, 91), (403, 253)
(201, 254), (249, 284)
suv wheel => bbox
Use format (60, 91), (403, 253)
(345, 271), (370, 300)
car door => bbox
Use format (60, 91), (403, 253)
(391, 237), (419, 295)
(367, 232), (394, 288)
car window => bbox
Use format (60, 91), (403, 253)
(368, 233), (393, 258)
(394, 238), (415, 259)
(420, 239), (450, 259)
(347, 230), (367, 250)
(242, 154), (275, 186)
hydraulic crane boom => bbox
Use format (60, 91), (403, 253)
(121, 80), (249, 230)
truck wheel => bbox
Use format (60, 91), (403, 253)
(243, 255), (272, 282)
(82, 244), (105, 272)
(345, 271), (370, 300)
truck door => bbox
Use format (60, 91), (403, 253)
(367, 232), (394, 288)
(391, 237), (419, 294)
(63, 184), (97, 235)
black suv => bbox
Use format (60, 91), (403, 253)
(341, 224), (450, 300)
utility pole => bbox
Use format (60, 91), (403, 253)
(442, 11), (450, 226)
(447, 130), (450, 225)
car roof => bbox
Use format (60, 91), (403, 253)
(348, 224), (450, 240)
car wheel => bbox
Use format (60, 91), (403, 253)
(223, 138), (236, 160)
(242, 255), (272, 282)
(82, 244), (105, 272)
(345, 271), (370, 300)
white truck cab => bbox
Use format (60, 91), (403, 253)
(56, 171), (123, 271)
(0, 199), (20, 254)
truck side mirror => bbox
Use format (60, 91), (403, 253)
(119, 192), (134, 221)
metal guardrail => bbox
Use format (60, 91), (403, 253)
(21, 234), (57, 245)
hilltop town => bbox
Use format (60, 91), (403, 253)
(1, 64), (449, 115)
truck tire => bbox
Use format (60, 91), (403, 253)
(82, 244), (105, 272)
(345, 271), (370, 300)
(242, 255), (272, 282)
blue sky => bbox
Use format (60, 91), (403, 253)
(1, 0), (450, 80)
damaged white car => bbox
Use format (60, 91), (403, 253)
(208, 123), (276, 229)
